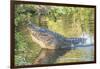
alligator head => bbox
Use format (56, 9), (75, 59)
(27, 23), (65, 49)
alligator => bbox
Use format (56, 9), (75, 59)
(27, 22), (86, 49)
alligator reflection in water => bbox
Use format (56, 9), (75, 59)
(33, 44), (94, 64)
(33, 48), (71, 64)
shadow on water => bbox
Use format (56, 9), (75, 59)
(33, 47), (71, 64)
